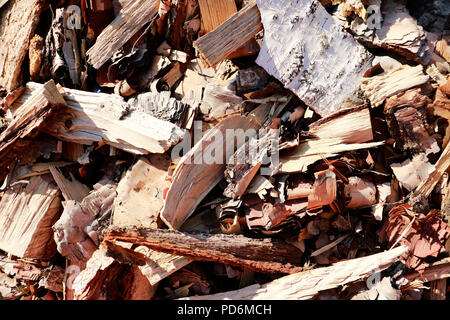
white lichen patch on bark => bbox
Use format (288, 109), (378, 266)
(255, 0), (373, 117)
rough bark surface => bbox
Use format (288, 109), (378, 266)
(103, 227), (304, 274)
(0, 0), (44, 90)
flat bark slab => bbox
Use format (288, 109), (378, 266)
(255, 0), (373, 117)
(183, 246), (407, 300)
(12, 82), (186, 155)
(103, 227), (304, 274)
(0, 175), (62, 259)
(86, 0), (160, 69)
(0, 0), (44, 90)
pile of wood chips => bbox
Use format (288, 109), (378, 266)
(0, 0), (449, 300)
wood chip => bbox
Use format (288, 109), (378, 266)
(0, 0), (44, 90)
(182, 246), (407, 300)
(255, 0), (373, 117)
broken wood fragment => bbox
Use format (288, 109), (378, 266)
(0, 80), (67, 181)
(379, 204), (450, 270)
(414, 141), (450, 198)
(344, 176), (376, 209)
(0, 0), (44, 90)
(404, 257), (450, 283)
(255, 0), (373, 117)
(108, 241), (192, 286)
(103, 227), (303, 274)
(391, 154), (434, 192)
(193, 2), (263, 68)
(71, 248), (155, 300)
(198, 0), (259, 59)
(29, 34), (44, 82)
(49, 166), (90, 202)
(279, 105), (383, 173)
(53, 182), (116, 261)
(128, 91), (191, 128)
(308, 170), (337, 210)
(361, 65), (430, 107)
(182, 246), (407, 300)
(161, 101), (275, 230)
(384, 88), (437, 155)
(435, 35), (450, 63)
(13, 82), (186, 155)
(112, 155), (171, 229)
(0, 175), (62, 259)
(86, 0), (160, 69)
(350, 1), (432, 64)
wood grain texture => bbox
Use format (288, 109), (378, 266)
(414, 142), (450, 198)
(160, 115), (258, 229)
(108, 241), (192, 286)
(361, 65), (430, 108)
(0, 0), (44, 90)
(279, 105), (383, 173)
(86, 0), (159, 69)
(193, 2), (263, 67)
(182, 246), (408, 300)
(13, 82), (186, 155)
(255, 0), (373, 117)
(112, 155), (171, 229)
(161, 101), (275, 230)
(0, 175), (62, 259)
(198, 0), (237, 33)
(103, 227), (303, 274)
(0, 80), (67, 181)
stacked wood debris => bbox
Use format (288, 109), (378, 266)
(0, 0), (449, 301)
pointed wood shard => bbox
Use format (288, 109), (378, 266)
(361, 65), (430, 108)
(161, 113), (264, 230)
